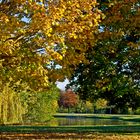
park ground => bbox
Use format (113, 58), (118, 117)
(1, 132), (140, 140)
(0, 114), (140, 139)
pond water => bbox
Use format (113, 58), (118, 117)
(47, 116), (137, 126)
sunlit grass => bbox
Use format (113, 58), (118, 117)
(1, 132), (140, 140)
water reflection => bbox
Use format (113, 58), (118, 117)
(47, 117), (137, 126)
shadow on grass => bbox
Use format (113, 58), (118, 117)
(1, 125), (140, 134)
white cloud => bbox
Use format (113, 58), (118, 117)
(56, 79), (69, 91)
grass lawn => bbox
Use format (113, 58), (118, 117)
(1, 125), (140, 133)
(0, 113), (140, 139)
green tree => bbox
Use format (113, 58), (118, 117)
(68, 0), (140, 113)
(69, 43), (140, 113)
(21, 84), (59, 123)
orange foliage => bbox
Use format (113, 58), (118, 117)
(58, 89), (79, 108)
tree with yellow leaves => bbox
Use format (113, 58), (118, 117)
(0, 0), (102, 123)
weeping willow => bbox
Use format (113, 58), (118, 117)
(0, 83), (59, 124)
(0, 83), (25, 124)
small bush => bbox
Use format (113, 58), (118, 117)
(21, 84), (59, 123)
(134, 108), (140, 115)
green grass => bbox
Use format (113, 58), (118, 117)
(0, 113), (140, 134)
(1, 125), (140, 133)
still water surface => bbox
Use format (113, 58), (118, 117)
(47, 117), (137, 126)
